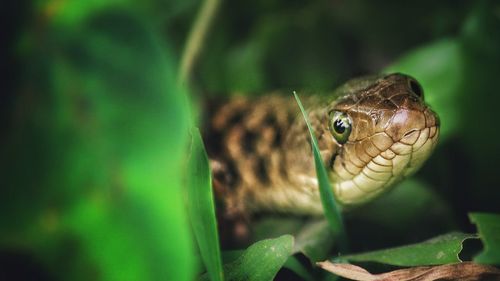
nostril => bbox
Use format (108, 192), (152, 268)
(403, 129), (418, 138)
(400, 129), (421, 145)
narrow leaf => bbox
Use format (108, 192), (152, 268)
(470, 212), (500, 265)
(293, 92), (347, 250)
(341, 232), (476, 266)
(187, 127), (224, 281)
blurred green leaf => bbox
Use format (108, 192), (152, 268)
(187, 127), (224, 281)
(1, 6), (195, 281)
(341, 232), (476, 266)
(294, 92), (347, 251)
(44, 0), (196, 27)
(47, 0), (133, 26)
(205, 235), (293, 281)
(470, 213), (500, 265)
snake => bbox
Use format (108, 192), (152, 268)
(204, 73), (440, 218)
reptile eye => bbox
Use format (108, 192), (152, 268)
(329, 111), (352, 144)
(408, 78), (424, 99)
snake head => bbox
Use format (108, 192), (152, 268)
(327, 73), (440, 206)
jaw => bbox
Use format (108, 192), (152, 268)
(332, 125), (439, 207)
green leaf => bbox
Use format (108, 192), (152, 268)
(206, 235), (294, 281)
(341, 232), (476, 266)
(470, 213), (500, 265)
(293, 92), (347, 251)
(187, 127), (224, 281)
(224, 250), (315, 281)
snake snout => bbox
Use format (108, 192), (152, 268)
(331, 105), (439, 206)
(386, 105), (440, 179)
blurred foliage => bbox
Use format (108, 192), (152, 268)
(2, 1), (194, 280)
(2, 0), (500, 280)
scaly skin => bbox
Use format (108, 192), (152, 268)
(204, 73), (439, 219)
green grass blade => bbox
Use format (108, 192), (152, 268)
(293, 92), (347, 251)
(187, 127), (224, 281)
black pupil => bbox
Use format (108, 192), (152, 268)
(409, 80), (422, 97)
(334, 119), (346, 134)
